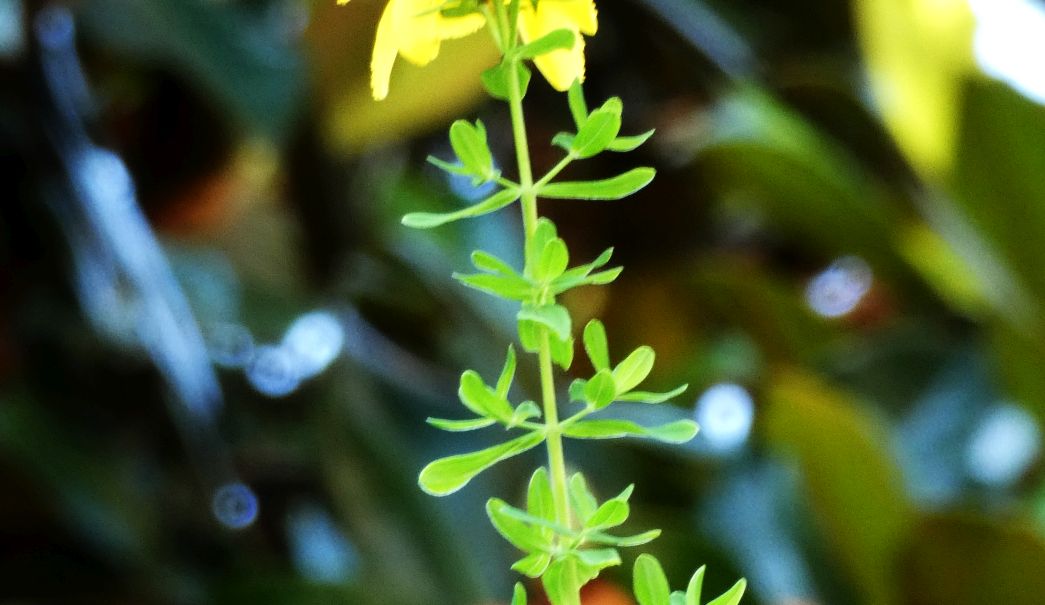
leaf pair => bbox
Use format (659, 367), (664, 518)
(571, 319), (690, 408)
(483, 27), (575, 101)
(633, 554), (747, 605)
(487, 469), (661, 605)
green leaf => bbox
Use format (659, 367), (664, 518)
(509, 401), (542, 428)
(535, 237), (570, 282)
(496, 346), (517, 399)
(418, 431), (545, 496)
(568, 473), (598, 523)
(670, 593), (686, 605)
(518, 304), (572, 341)
(569, 379), (588, 402)
(513, 552), (552, 578)
(472, 250), (520, 276)
(571, 98), (623, 159)
(527, 467), (556, 542)
(617, 384), (688, 404)
(613, 346), (655, 394)
(512, 582), (528, 605)
(685, 566), (705, 605)
(543, 558), (584, 605)
(549, 333), (575, 371)
(564, 419), (699, 444)
(568, 81), (589, 129)
(573, 548), (621, 570)
(427, 155), (472, 176)
(552, 132), (575, 151)
(706, 579), (746, 605)
(634, 554), (671, 605)
(526, 218), (559, 273)
(585, 484), (633, 530)
(607, 129), (655, 152)
(487, 498), (553, 552)
(426, 417), (497, 432)
(455, 272), (534, 301)
(586, 528), (660, 547)
(403, 187), (520, 228)
(518, 319), (541, 353)
(449, 119), (494, 181)
(482, 60), (531, 101)
(459, 370), (514, 421)
(514, 28), (575, 60)
(584, 369), (617, 410)
(540, 168), (655, 201)
(583, 320), (610, 371)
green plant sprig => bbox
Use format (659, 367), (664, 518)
(399, 2), (748, 604)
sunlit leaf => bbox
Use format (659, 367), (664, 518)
(418, 431), (545, 496)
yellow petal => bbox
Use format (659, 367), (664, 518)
(519, 1), (595, 91)
(370, 0), (401, 100)
(395, 0), (444, 65)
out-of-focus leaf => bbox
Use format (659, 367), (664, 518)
(903, 514), (1045, 605)
(80, 0), (305, 139)
(950, 81), (1045, 316)
(765, 369), (912, 605)
(696, 87), (903, 271)
(854, 0), (975, 176)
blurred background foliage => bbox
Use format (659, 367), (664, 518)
(3, 0), (1045, 604)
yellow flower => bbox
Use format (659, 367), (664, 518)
(338, 0), (487, 100)
(337, 1), (598, 99)
(518, 0), (598, 91)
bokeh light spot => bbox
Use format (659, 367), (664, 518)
(212, 483), (259, 530)
(966, 403), (1041, 487)
(805, 256), (872, 318)
(694, 382), (755, 454)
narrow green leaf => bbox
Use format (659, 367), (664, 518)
(586, 485), (633, 530)
(455, 272), (534, 301)
(613, 346), (655, 394)
(496, 345), (517, 399)
(512, 582), (528, 605)
(706, 579), (746, 605)
(513, 552), (552, 578)
(572, 98), (623, 159)
(509, 401), (542, 428)
(449, 119), (494, 179)
(487, 498), (553, 552)
(552, 266), (622, 294)
(403, 187), (520, 228)
(459, 371), (514, 421)
(685, 566), (706, 605)
(518, 304), (572, 341)
(564, 419), (699, 444)
(617, 384), (688, 404)
(527, 467), (556, 533)
(514, 28), (575, 59)
(584, 369), (617, 410)
(583, 320), (610, 371)
(568, 473), (598, 523)
(419, 431), (545, 496)
(568, 81), (589, 129)
(472, 250), (520, 276)
(607, 129), (655, 152)
(634, 554), (671, 605)
(426, 417), (497, 432)
(539, 168), (655, 201)
(586, 528), (660, 547)
(427, 155), (471, 176)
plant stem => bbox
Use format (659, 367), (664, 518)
(494, 0), (573, 534)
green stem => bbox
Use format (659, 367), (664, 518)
(494, 0), (573, 534)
